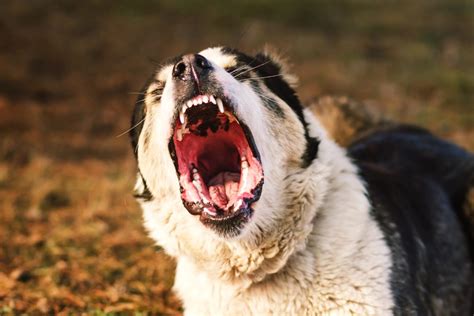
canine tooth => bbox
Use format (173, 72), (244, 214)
(193, 180), (202, 190)
(182, 104), (188, 113)
(192, 168), (198, 174)
(187, 100), (193, 107)
(241, 160), (249, 169)
(179, 112), (185, 124)
(209, 95), (216, 104)
(217, 98), (224, 113)
(203, 95), (209, 103)
(234, 200), (243, 211)
(240, 167), (248, 194)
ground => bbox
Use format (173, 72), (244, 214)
(0, 1), (473, 314)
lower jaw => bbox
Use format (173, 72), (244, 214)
(199, 206), (253, 238)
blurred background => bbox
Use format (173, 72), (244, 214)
(0, 1), (473, 313)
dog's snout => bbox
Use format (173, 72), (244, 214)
(172, 54), (212, 82)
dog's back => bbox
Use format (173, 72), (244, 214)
(349, 125), (473, 314)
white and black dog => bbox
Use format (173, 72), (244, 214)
(130, 47), (473, 315)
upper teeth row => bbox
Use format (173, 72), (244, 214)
(179, 95), (224, 124)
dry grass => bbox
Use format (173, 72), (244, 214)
(0, 1), (472, 314)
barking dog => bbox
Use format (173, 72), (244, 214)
(130, 47), (473, 315)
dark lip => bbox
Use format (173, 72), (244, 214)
(167, 89), (264, 234)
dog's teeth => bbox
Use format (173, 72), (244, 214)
(240, 165), (248, 194)
(197, 97), (203, 105)
(192, 169), (200, 181)
(203, 95), (209, 103)
(187, 100), (193, 107)
(182, 104), (188, 114)
(176, 129), (183, 141)
(241, 160), (249, 169)
(193, 99), (198, 106)
(217, 98), (224, 113)
(209, 95), (216, 104)
(193, 180), (202, 191)
(233, 200), (242, 211)
(179, 112), (185, 124)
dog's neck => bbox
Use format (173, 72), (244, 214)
(204, 113), (362, 286)
(140, 110), (369, 289)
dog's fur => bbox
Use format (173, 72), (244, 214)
(131, 47), (473, 315)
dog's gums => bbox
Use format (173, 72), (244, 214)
(170, 94), (263, 226)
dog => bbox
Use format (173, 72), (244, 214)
(130, 47), (473, 315)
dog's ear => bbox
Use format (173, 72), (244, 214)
(254, 47), (298, 88)
(254, 48), (319, 168)
(252, 47), (303, 119)
(130, 74), (163, 158)
(130, 90), (147, 158)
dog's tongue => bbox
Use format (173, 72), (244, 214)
(208, 172), (240, 209)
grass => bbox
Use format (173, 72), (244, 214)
(0, 1), (472, 313)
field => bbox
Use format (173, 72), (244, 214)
(0, 1), (473, 314)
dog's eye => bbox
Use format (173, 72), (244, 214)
(225, 66), (238, 75)
(147, 81), (164, 102)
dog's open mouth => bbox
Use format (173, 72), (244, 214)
(169, 94), (264, 230)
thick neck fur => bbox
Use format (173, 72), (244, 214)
(139, 109), (380, 286)
(139, 109), (394, 313)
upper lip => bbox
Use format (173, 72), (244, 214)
(179, 94), (225, 125)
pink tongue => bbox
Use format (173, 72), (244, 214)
(208, 172), (240, 209)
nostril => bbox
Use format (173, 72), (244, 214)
(173, 60), (187, 78)
(195, 54), (211, 70)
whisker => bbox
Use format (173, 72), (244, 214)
(234, 60), (272, 78)
(229, 65), (247, 76)
(242, 74), (284, 80)
(134, 94), (162, 104)
(116, 117), (146, 138)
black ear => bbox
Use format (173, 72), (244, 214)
(130, 92), (146, 158)
(130, 75), (157, 158)
(130, 78), (155, 201)
(252, 50), (304, 116)
(253, 50), (320, 168)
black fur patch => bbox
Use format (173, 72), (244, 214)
(221, 47), (319, 167)
(133, 170), (153, 201)
(130, 74), (162, 201)
(349, 125), (473, 314)
(247, 80), (285, 118)
(130, 75), (157, 158)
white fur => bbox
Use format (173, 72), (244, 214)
(136, 48), (395, 315)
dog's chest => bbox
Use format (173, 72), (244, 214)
(173, 250), (394, 316)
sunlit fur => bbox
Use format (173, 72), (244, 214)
(133, 47), (472, 315)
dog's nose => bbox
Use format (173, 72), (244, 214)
(172, 54), (212, 82)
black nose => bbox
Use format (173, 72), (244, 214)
(172, 54), (212, 81)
